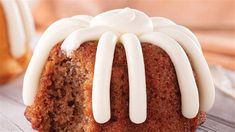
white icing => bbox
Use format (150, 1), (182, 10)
(139, 32), (199, 118)
(23, 8), (215, 124)
(157, 28), (215, 111)
(90, 8), (153, 35)
(72, 15), (93, 23)
(61, 26), (112, 54)
(120, 33), (147, 123)
(1, 0), (34, 58)
(166, 25), (201, 49)
(151, 17), (176, 28)
(151, 17), (201, 49)
(92, 32), (118, 123)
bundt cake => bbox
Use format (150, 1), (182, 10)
(23, 8), (215, 131)
(0, 0), (34, 84)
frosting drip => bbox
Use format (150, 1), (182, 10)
(23, 8), (215, 124)
(120, 33), (147, 123)
(92, 32), (118, 123)
(139, 32), (199, 118)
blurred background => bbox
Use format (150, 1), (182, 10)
(26, 0), (235, 71)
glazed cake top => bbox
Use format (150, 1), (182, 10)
(23, 8), (215, 124)
(0, 0), (34, 58)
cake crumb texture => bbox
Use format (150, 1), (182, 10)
(25, 41), (205, 132)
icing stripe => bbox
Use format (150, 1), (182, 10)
(151, 17), (176, 28)
(1, 0), (26, 58)
(165, 25), (201, 49)
(72, 15), (93, 23)
(151, 17), (201, 49)
(23, 17), (90, 105)
(157, 28), (215, 111)
(120, 33), (147, 123)
(139, 32), (199, 118)
(61, 26), (113, 55)
(92, 31), (118, 123)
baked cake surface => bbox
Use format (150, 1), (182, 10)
(23, 8), (214, 131)
(25, 42), (205, 131)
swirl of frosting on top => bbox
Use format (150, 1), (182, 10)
(90, 8), (153, 35)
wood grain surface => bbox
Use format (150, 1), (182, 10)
(0, 74), (234, 132)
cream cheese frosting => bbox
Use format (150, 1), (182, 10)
(90, 8), (153, 35)
(23, 8), (215, 124)
(120, 33), (147, 123)
(92, 32), (118, 123)
(0, 0), (34, 58)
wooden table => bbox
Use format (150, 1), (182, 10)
(0, 73), (235, 132)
